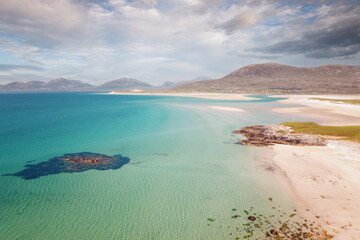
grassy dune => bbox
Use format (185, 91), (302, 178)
(309, 97), (360, 105)
(282, 122), (360, 142)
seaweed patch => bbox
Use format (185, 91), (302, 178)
(3, 152), (130, 180)
(206, 198), (334, 239)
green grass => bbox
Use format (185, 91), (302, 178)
(282, 122), (360, 142)
(309, 97), (360, 105)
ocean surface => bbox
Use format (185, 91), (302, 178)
(0, 93), (309, 239)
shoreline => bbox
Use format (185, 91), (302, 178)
(272, 94), (360, 126)
(109, 91), (360, 238)
(249, 95), (360, 239)
(107, 91), (257, 101)
(260, 141), (360, 239)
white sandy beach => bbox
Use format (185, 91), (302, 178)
(272, 95), (360, 125)
(260, 141), (360, 239)
(260, 95), (360, 239)
(108, 91), (256, 101)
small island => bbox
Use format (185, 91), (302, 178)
(3, 152), (130, 180)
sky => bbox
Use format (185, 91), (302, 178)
(0, 0), (359, 85)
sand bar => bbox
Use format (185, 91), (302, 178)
(272, 95), (360, 125)
(108, 91), (257, 101)
(210, 106), (244, 112)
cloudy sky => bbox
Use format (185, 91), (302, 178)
(0, 0), (359, 85)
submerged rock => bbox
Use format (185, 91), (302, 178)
(208, 205), (335, 239)
(3, 152), (130, 180)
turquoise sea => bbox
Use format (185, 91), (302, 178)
(0, 93), (309, 239)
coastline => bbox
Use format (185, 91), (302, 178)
(272, 94), (360, 126)
(107, 91), (257, 101)
(254, 95), (360, 238)
(175, 93), (360, 237)
(105, 91), (360, 238)
(260, 141), (360, 239)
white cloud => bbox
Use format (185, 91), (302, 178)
(0, 0), (358, 84)
(0, 0), (89, 47)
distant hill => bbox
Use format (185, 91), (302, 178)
(0, 77), (153, 92)
(95, 78), (153, 91)
(155, 76), (211, 90)
(44, 78), (93, 90)
(0, 78), (93, 91)
(173, 63), (360, 94)
(0, 82), (31, 91)
(26, 81), (46, 89)
(2, 64), (359, 94)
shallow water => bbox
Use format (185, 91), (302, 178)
(0, 93), (308, 239)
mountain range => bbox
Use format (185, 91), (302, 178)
(1, 63), (359, 94)
(172, 63), (360, 94)
(0, 78), (94, 92)
(0, 77), (206, 92)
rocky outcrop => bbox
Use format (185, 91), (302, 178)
(3, 152), (130, 180)
(233, 124), (326, 147)
(60, 153), (115, 164)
